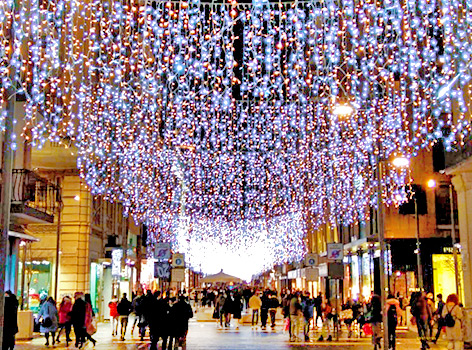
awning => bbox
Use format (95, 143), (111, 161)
(8, 231), (40, 242)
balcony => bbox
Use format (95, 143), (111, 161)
(1, 169), (61, 224)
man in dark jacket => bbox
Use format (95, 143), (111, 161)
(149, 292), (171, 350)
(3, 291), (19, 350)
(117, 293), (132, 341)
(268, 292), (279, 329)
(168, 296), (193, 350)
(71, 292), (86, 348)
(260, 292), (270, 329)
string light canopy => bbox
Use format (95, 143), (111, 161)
(2, 0), (472, 259)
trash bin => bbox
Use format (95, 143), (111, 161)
(17, 310), (34, 340)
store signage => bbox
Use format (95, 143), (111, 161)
(154, 261), (171, 279)
(171, 268), (185, 282)
(327, 243), (344, 261)
(154, 243), (171, 261)
(172, 253), (185, 267)
(304, 268), (319, 281)
(112, 249), (123, 277)
(305, 253), (318, 267)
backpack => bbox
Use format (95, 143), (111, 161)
(444, 306), (456, 328)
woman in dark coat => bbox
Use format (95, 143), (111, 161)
(232, 291), (243, 329)
(3, 291), (19, 350)
(71, 292), (86, 348)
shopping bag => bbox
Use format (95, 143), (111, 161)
(362, 323), (373, 336)
(87, 318), (97, 335)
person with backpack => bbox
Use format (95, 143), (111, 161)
(386, 294), (402, 350)
(441, 294), (463, 350)
(432, 293), (445, 344)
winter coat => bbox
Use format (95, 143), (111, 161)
(117, 298), (132, 316)
(58, 300), (73, 324)
(71, 298), (86, 329)
(442, 302), (463, 342)
(4, 293), (19, 335)
(108, 301), (119, 318)
(38, 300), (59, 333)
(248, 295), (262, 310)
(168, 300), (193, 338)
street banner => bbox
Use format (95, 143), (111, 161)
(172, 253), (185, 267)
(171, 268), (185, 282)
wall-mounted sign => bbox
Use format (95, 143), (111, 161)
(171, 268), (185, 282)
(327, 243), (344, 261)
(154, 261), (171, 279)
(154, 243), (171, 261)
(305, 253), (318, 267)
(172, 253), (185, 267)
(112, 249), (123, 277)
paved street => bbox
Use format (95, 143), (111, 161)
(17, 320), (450, 350)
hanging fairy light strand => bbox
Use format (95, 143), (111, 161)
(1, 0), (472, 260)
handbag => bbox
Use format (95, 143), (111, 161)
(212, 308), (220, 319)
(42, 317), (52, 328)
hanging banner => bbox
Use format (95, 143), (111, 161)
(327, 243), (344, 261)
(154, 262), (171, 279)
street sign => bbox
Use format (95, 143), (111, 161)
(154, 243), (171, 261)
(111, 249), (123, 277)
(327, 243), (344, 261)
(305, 253), (318, 267)
(172, 253), (185, 267)
(154, 261), (171, 279)
(171, 268), (185, 282)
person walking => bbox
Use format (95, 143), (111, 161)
(37, 297), (58, 346)
(71, 292), (86, 348)
(386, 294), (401, 350)
(314, 293), (323, 329)
(302, 293), (314, 341)
(411, 292), (433, 350)
(117, 293), (132, 341)
(249, 292), (262, 328)
(3, 291), (19, 350)
(368, 294), (382, 350)
(169, 295), (193, 350)
(84, 294), (97, 346)
(260, 292), (270, 329)
(149, 291), (171, 350)
(433, 293), (445, 344)
(232, 290), (243, 329)
(289, 294), (303, 342)
(268, 292), (280, 329)
(441, 294), (463, 350)
(56, 296), (73, 346)
(108, 296), (119, 336)
(130, 290), (144, 336)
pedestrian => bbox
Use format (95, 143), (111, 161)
(260, 291), (270, 329)
(84, 294), (97, 346)
(410, 291), (433, 350)
(108, 296), (119, 336)
(426, 293), (436, 338)
(71, 292), (86, 348)
(289, 294), (303, 342)
(37, 296), (58, 346)
(169, 295), (193, 350)
(215, 291), (226, 328)
(368, 294), (382, 350)
(386, 294), (401, 350)
(117, 293), (132, 341)
(232, 290), (243, 329)
(441, 293), (463, 350)
(131, 290), (144, 336)
(268, 292), (280, 329)
(56, 296), (73, 346)
(149, 291), (171, 350)
(314, 293), (323, 329)
(433, 293), (445, 344)
(302, 292), (314, 341)
(3, 291), (19, 350)
(318, 297), (333, 341)
(222, 290), (233, 328)
(248, 292), (262, 327)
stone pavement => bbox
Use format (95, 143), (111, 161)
(17, 320), (449, 350)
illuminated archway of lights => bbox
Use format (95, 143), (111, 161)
(2, 0), (472, 263)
